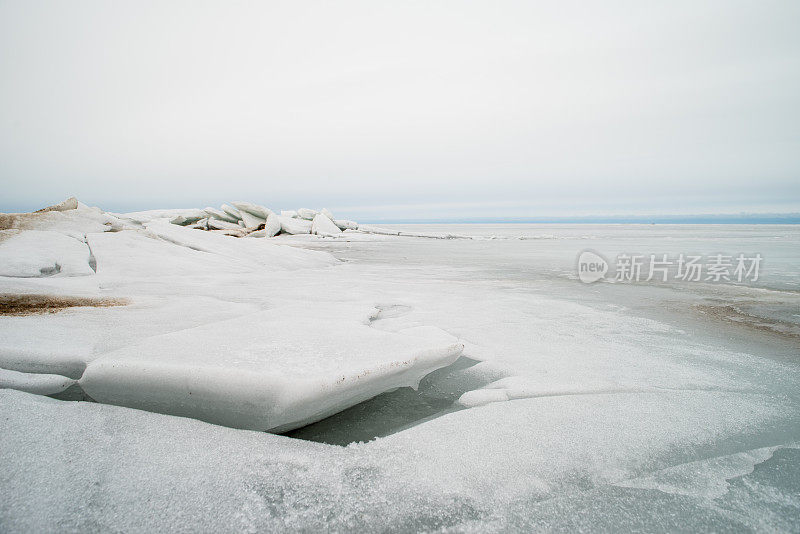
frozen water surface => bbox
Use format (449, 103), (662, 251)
(1, 219), (799, 531)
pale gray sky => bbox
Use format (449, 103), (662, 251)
(1, 0), (799, 218)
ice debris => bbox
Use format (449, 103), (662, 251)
(168, 202), (359, 238)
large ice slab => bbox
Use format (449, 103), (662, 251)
(80, 303), (463, 432)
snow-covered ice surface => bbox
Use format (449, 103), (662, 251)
(2, 219), (800, 531)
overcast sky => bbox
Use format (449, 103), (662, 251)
(1, 0), (799, 218)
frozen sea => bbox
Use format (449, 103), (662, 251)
(1, 220), (799, 532)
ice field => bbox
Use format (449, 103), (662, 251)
(1, 203), (799, 531)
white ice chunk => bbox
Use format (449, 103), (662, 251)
(296, 208), (317, 220)
(248, 213), (281, 238)
(280, 210), (298, 218)
(0, 231), (95, 277)
(279, 216), (312, 235)
(203, 207), (239, 223)
(264, 213), (282, 237)
(80, 304), (463, 432)
(240, 210), (266, 229)
(207, 218), (242, 230)
(221, 204), (243, 220)
(0, 368), (76, 395)
(169, 209), (207, 226)
(191, 218), (209, 230)
(231, 201), (272, 219)
(321, 208), (335, 220)
(311, 213), (342, 237)
(334, 219), (359, 230)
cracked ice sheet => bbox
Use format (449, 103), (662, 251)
(80, 302), (462, 432)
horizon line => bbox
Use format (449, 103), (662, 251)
(358, 214), (800, 225)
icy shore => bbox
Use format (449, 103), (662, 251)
(2, 200), (800, 531)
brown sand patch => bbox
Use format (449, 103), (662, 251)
(0, 294), (128, 316)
